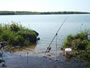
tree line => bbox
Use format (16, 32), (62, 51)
(0, 11), (89, 15)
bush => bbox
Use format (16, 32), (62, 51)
(63, 32), (89, 68)
(67, 35), (74, 42)
(24, 40), (30, 45)
(73, 39), (81, 50)
(15, 35), (24, 46)
(64, 40), (72, 48)
(10, 23), (20, 32)
(74, 34), (80, 39)
(1, 33), (10, 41)
(79, 32), (87, 40)
(77, 40), (88, 50)
(0, 22), (39, 46)
(74, 32), (87, 40)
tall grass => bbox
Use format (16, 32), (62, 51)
(63, 31), (90, 67)
(0, 22), (38, 46)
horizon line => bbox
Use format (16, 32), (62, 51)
(0, 10), (90, 13)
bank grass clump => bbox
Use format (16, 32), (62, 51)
(0, 22), (39, 46)
(63, 31), (90, 64)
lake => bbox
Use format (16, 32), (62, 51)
(0, 14), (90, 68)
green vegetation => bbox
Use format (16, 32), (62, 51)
(0, 11), (39, 15)
(0, 22), (39, 46)
(62, 32), (90, 67)
(0, 11), (89, 15)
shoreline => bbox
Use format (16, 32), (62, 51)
(62, 31), (90, 67)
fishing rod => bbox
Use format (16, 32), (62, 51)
(45, 16), (68, 54)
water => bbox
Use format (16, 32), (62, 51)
(0, 14), (90, 68)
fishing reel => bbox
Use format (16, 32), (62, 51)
(46, 47), (51, 53)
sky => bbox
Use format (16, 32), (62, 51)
(0, 0), (90, 12)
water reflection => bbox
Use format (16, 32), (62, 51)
(2, 44), (36, 57)
(12, 44), (36, 52)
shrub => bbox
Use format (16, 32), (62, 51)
(1, 33), (10, 41)
(67, 35), (74, 42)
(74, 34), (80, 39)
(24, 40), (30, 45)
(77, 40), (88, 50)
(14, 35), (24, 46)
(8, 32), (15, 45)
(63, 31), (89, 67)
(73, 39), (81, 50)
(0, 25), (3, 33)
(10, 23), (20, 32)
(0, 36), (3, 41)
(79, 32), (87, 40)
(0, 22), (39, 46)
(74, 32), (87, 40)
(64, 40), (72, 48)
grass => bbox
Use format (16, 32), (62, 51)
(62, 31), (90, 67)
(0, 22), (39, 46)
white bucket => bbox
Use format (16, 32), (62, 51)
(65, 48), (72, 56)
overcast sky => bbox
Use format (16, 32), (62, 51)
(0, 0), (90, 12)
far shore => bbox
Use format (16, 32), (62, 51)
(0, 11), (90, 15)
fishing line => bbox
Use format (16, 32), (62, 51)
(45, 16), (68, 55)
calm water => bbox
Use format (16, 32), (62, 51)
(0, 14), (90, 68)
